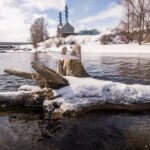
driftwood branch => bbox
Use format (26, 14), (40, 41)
(4, 69), (33, 79)
(4, 62), (69, 90)
(31, 62), (69, 89)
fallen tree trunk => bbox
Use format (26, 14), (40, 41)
(0, 88), (55, 108)
(4, 69), (33, 79)
(0, 91), (32, 105)
(4, 62), (70, 90)
(31, 62), (69, 89)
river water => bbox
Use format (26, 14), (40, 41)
(0, 51), (150, 150)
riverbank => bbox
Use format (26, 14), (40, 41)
(3, 34), (150, 54)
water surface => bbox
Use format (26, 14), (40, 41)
(1, 51), (150, 150)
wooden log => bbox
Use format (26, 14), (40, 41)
(31, 62), (69, 89)
(4, 69), (33, 79)
(0, 91), (32, 105)
(0, 88), (54, 108)
(31, 73), (46, 88)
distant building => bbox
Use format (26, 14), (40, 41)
(80, 29), (99, 35)
(57, 22), (75, 38)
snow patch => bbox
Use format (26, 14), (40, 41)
(0, 91), (31, 102)
(18, 85), (41, 92)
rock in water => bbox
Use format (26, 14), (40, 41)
(31, 62), (69, 89)
(70, 44), (81, 59)
(61, 47), (67, 55)
(57, 59), (89, 77)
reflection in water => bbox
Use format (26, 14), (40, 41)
(32, 51), (39, 62)
(118, 57), (150, 84)
(31, 52), (57, 70)
(0, 111), (150, 150)
(82, 53), (150, 85)
(0, 52), (57, 92)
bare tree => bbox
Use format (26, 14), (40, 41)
(30, 17), (49, 48)
(119, 0), (133, 43)
(120, 0), (150, 44)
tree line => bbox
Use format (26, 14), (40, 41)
(119, 0), (150, 44)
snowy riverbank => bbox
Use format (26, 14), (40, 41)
(4, 34), (150, 54)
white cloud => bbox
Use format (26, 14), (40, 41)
(22, 0), (66, 11)
(79, 3), (123, 24)
(0, 0), (59, 42)
(0, 0), (30, 42)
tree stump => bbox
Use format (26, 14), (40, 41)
(57, 59), (89, 77)
(70, 44), (81, 59)
(61, 46), (67, 55)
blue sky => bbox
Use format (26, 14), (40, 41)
(0, 0), (122, 42)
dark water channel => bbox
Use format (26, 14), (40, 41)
(1, 52), (150, 150)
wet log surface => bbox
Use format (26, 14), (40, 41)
(31, 62), (69, 89)
(4, 62), (69, 90)
(4, 69), (33, 79)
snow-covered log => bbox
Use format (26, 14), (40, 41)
(0, 85), (54, 107)
(0, 91), (32, 105)
(43, 76), (150, 117)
